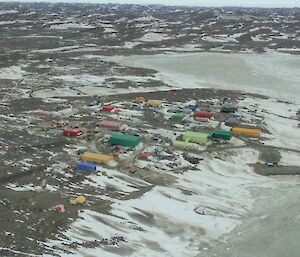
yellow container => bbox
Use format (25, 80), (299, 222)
(135, 97), (145, 102)
(51, 124), (61, 128)
(75, 196), (86, 204)
(145, 100), (162, 107)
(232, 127), (261, 136)
(70, 196), (86, 205)
(81, 152), (114, 164)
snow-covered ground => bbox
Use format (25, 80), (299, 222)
(237, 97), (300, 150)
(46, 148), (277, 257)
(106, 52), (300, 102)
(29, 52), (300, 103)
(0, 65), (26, 80)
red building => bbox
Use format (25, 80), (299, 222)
(63, 128), (83, 136)
(195, 111), (213, 119)
(99, 120), (123, 131)
(195, 117), (209, 122)
(101, 106), (115, 112)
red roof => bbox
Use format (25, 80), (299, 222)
(139, 153), (151, 160)
(63, 129), (83, 136)
(195, 117), (209, 122)
(99, 120), (123, 130)
(195, 111), (213, 118)
(102, 106), (115, 112)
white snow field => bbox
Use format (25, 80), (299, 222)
(107, 52), (300, 102)
(31, 52), (300, 103)
(46, 153), (278, 257)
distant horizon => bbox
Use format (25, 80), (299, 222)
(0, 0), (299, 8)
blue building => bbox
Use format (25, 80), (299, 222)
(76, 162), (96, 172)
(169, 106), (181, 112)
(225, 117), (237, 126)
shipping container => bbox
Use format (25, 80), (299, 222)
(232, 127), (261, 136)
(81, 152), (114, 164)
(109, 134), (141, 147)
(183, 132), (209, 144)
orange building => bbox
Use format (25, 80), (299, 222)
(232, 127), (261, 136)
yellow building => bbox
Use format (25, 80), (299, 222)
(232, 127), (261, 136)
(80, 152), (114, 164)
(145, 100), (162, 107)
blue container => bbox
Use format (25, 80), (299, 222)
(186, 105), (198, 111)
(76, 162), (96, 172)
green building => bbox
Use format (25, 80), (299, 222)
(183, 132), (209, 144)
(208, 130), (233, 141)
(171, 114), (185, 121)
(173, 140), (197, 149)
(110, 134), (141, 147)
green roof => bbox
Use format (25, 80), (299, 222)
(173, 140), (197, 149)
(183, 132), (209, 144)
(209, 130), (233, 140)
(172, 114), (185, 121)
(110, 134), (141, 147)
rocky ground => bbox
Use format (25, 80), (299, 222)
(0, 2), (299, 56)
